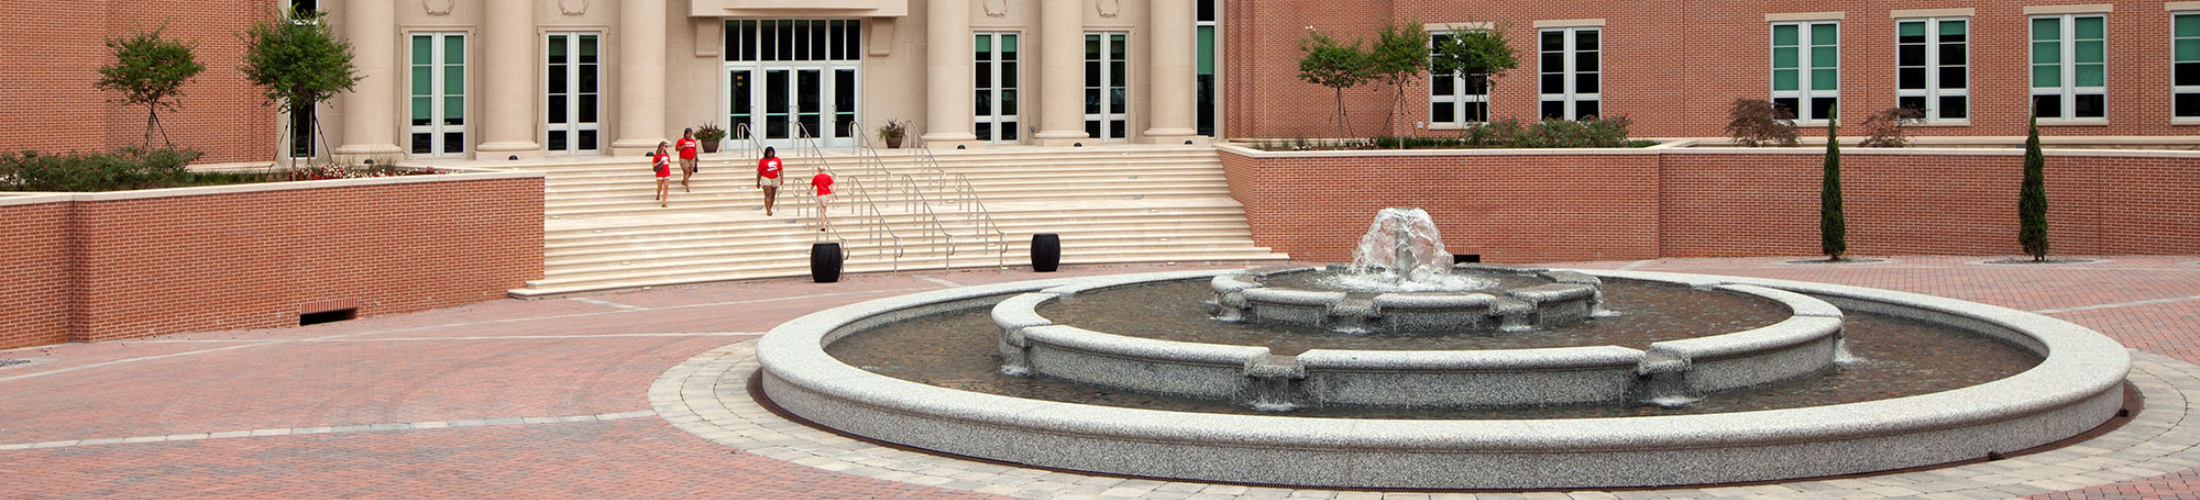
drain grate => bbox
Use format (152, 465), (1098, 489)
(0, 359), (29, 369)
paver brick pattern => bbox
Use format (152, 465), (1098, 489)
(4, 259), (2199, 498)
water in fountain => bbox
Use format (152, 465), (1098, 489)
(1322, 208), (1492, 292)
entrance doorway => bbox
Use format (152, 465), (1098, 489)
(724, 19), (862, 149)
(1084, 32), (1128, 141)
(975, 32), (1020, 143)
(545, 32), (600, 155)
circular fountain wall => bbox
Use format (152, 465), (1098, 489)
(757, 269), (2128, 489)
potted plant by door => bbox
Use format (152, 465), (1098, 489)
(695, 122), (728, 153)
(878, 120), (908, 149)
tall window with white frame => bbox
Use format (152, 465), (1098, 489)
(2174, 13), (2200, 120)
(1896, 18), (1968, 122)
(545, 32), (599, 155)
(409, 33), (466, 157)
(1771, 21), (1838, 122)
(1538, 27), (1600, 121)
(1428, 32), (1489, 126)
(287, 0), (320, 158)
(1195, 0), (1217, 136)
(1085, 32), (1129, 141)
(974, 32), (1019, 143)
(2031, 14), (2105, 121)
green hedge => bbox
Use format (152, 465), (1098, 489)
(1372, 115), (1649, 149)
(0, 147), (259, 192)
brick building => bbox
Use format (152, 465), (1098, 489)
(1228, 1), (2200, 141)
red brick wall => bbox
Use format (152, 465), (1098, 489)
(1227, 0), (2196, 140)
(1222, 147), (2200, 262)
(1222, 151), (1662, 262)
(0, 0), (278, 163)
(0, 175), (543, 349)
(0, 199), (75, 349)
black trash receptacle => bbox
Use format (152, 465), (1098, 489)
(1031, 234), (1061, 272)
(811, 242), (843, 282)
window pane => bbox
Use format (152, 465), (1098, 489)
(1576, 100), (1598, 119)
(412, 35), (431, 64)
(1432, 101), (1454, 123)
(579, 64), (597, 93)
(1773, 24), (1798, 47)
(2181, 15), (2200, 38)
(1810, 97), (1838, 120)
(1811, 68), (1837, 90)
(1898, 21), (1925, 40)
(1898, 45), (1924, 67)
(549, 65), (567, 93)
(1085, 61), (1100, 87)
(443, 132), (463, 154)
(1773, 69), (1798, 91)
(1575, 30), (1598, 51)
(1810, 24), (1836, 45)
(412, 133), (431, 154)
(2075, 41), (2103, 64)
(1773, 98), (1800, 119)
(2032, 41), (2061, 64)
(1003, 89), (1017, 115)
(1110, 88), (1125, 114)
(2033, 65), (2060, 87)
(411, 66), (430, 95)
(1002, 121), (1017, 140)
(549, 36), (566, 61)
(1939, 95), (1967, 119)
(579, 130), (597, 150)
(1542, 73), (1563, 94)
(1772, 47), (1798, 70)
(444, 36), (463, 65)
(2033, 94), (2062, 118)
(2178, 39), (2200, 63)
(549, 95), (567, 123)
(1542, 30), (1563, 51)
(1898, 68), (1926, 89)
(1939, 44), (1966, 66)
(1898, 95), (1926, 112)
(1576, 51), (1598, 73)
(1086, 89), (1100, 114)
(1109, 119), (1125, 139)
(579, 95), (597, 123)
(975, 122), (992, 141)
(2179, 62), (2200, 87)
(411, 97), (430, 125)
(1575, 73), (1597, 94)
(1111, 60), (1126, 87)
(1541, 100), (1564, 120)
(2032, 18), (2059, 41)
(2075, 93), (2104, 118)
(1940, 20), (1966, 39)
(975, 89), (991, 115)
(1432, 74), (1454, 96)
(1085, 120), (1100, 139)
(2075, 17), (2103, 39)
(1810, 46), (1837, 69)
(1939, 66), (1966, 89)
(444, 66), (463, 95)
(580, 35), (596, 63)
(2076, 64), (2104, 87)
(2177, 93), (2200, 118)
(548, 130), (567, 151)
(444, 96), (463, 124)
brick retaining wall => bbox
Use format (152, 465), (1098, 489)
(1221, 146), (2200, 262)
(0, 172), (543, 350)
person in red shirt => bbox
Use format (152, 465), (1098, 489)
(675, 128), (701, 192)
(755, 146), (783, 216)
(652, 141), (673, 208)
(810, 169), (835, 231)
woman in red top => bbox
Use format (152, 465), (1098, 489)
(675, 128), (701, 192)
(811, 169), (834, 231)
(755, 146), (783, 216)
(652, 141), (673, 208)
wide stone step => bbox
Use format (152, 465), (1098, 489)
(516, 247), (1290, 298)
(547, 220), (1255, 253)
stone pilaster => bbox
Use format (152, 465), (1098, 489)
(333, 0), (404, 160)
(921, 0), (979, 146)
(474, 0), (544, 159)
(611, 0), (668, 156)
(1141, 0), (1199, 144)
(1032, 0), (1088, 146)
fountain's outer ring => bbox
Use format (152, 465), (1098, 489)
(757, 270), (2128, 489)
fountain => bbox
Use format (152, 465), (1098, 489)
(756, 209), (2130, 489)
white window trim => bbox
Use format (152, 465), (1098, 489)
(1895, 17), (1970, 124)
(408, 32), (466, 158)
(2176, 13), (2200, 123)
(1539, 27), (1601, 121)
(2031, 14), (2109, 124)
(544, 32), (600, 155)
(1083, 31), (1130, 141)
(1427, 30), (1491, 128)
(975, 31), (1021, 143)
(1771, 21), (1839, 124)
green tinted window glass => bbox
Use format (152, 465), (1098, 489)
(2075, 17), (2103, 39)
(2032, 18), (2059, 41)
(444, 66), (463, 94)
(975, 34), (990, 53)
(1811, 24), (1836, 46)
(445, 36), (464, 65)
(1899, 21), (1924, 37)
(2076, 64), (2104, 86)
(445, 96), (463, 121)
(2179, 14), (2200, 38)
(412, 35), (431, 64)
(1812, 69), (1837, 90)
(2177, 38), (2200, 62)
(2075, 40), (2103, 63)
(1197, 26), (1214, 75)
(549, 37), (565, 59)
(1773, 69), (1798, 91)
(411, 66), (429, 95)
(1811, 46), (1837, 68)
(2034, 65), (2060, 87)
(1002, 34), (1016, 52)
(1773, 24), (1797, 47)
(1772, 47), (1798, 69)
(581, 35), (596, 58)
(2033, 41), (2061, 64)
(411, 97), (429, 121)
(1939, 20), (1965, 37)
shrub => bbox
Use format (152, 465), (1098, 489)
(0, 147), (206, 192)
(1821, 114), (1847, 260)
(1858, 107), (1925, 148)
(1365, 115), (1635, 150)
(1726, 99), (1799, 147)
(2019, 114), (2050, 261)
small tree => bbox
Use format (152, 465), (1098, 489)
(1726, 99), (1799, 147)
(1857, 107), (1925, 147)
(1432, 23), (1520, 124)
(1298, 28), (1373, 141)
(97, 25), (205, 148)
(2020, 113), (2051, 261)
(1368, 18), (1430, 137)
(240, 8), (360, 167)
(1821, 111), (1846, 261)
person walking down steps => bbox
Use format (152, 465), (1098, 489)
(811, 168), (834, 232)
(675, 128), (701, 192)
(651, 142), (673, 208)
(756, 146), (783, 216)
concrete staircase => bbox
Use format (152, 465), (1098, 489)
(467, 145), (1288, 298)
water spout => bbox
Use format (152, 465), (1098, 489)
(1327, 208), (1490, 292)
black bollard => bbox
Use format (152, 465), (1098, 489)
(1031, 234), (1061, 272)
(811, 242), (843, 282)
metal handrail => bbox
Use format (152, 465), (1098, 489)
(908, 132), (1009, 267)
(788, 122), (900, 270)
(894, 173), (959, 269)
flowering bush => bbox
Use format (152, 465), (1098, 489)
(285, 163), (437, 181)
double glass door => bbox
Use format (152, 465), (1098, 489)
(975, 32), (1019, 143)
(724, 19), (861, 149)
(1084, 32), (1128, 141)
(544, 32), (599, 155)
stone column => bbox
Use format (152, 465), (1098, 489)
(474, 0), (543, 159)
(333, 0), (403, 160)
(1032, 0), (1088, 146)
(610, 0), (668, 156)
(921, 0), (978, 146)
(1141, 0), (1198, 144)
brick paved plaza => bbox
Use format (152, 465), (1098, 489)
(5, 257), (2200, 499)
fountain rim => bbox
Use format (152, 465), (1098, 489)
(762, 269), (2124, 446)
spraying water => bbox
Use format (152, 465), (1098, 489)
(1321, 208), (1492, 292)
